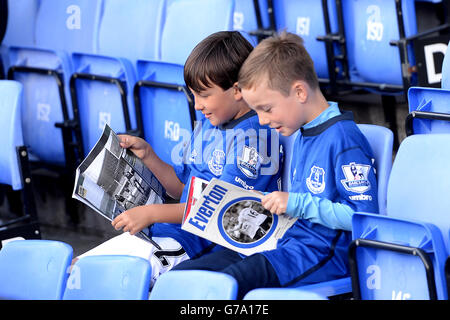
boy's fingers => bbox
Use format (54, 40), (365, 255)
(262, 197), (276, 212)
(112, 216), (126, 230)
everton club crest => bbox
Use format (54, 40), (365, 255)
(208, 149), (226, 176)
(238, 146), (262, 179)
(306, 166), (326, 194)
(340, 162), (371, 193)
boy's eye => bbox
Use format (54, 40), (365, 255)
(263, 106), (272, 113)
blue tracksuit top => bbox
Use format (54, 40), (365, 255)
(261, 105), (379, 286)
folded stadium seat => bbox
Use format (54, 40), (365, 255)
(134, 0), (235, 166)
(404, 42), (450, 136)
(274, 124), (393, 298)
(233, 0), (271, 46)
(0, 239), (73, 300)
(70, 0), (165, 155)
(150, 270), (238, 300)
(272, 0), (342, 82)
(349, 134), (450, 300)
(341, 0), (418, 91)
(0, 80), (41, 244)
(243, 287), (327, 300)
(5, 0), (104, 168)
(405, 87), (450, 135)
(63, 255), (151, 300)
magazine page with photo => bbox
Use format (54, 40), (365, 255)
(72, 124), (165, 248)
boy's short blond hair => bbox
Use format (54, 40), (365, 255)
(238, 31), (318, 96)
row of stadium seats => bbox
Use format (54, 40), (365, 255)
(1, 0), (449, 173)
(0, 239), (326, 300)
(1, 44), (450, 298)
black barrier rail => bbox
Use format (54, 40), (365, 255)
(348, 238), (438, 300)
(405, 110), (450, 136)
(0, 146), (41, 247)
(133, 80), (196, 139)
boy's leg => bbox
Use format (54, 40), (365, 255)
(172, 250), (280, 299)
(220, 253), (280, 299)
(171, 248), (242, 271)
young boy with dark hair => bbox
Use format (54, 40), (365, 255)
(76, 31), (281, 287)
(172, 31), (378, 299)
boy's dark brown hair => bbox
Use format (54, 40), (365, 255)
(238, 31), (319, 96)
(184, 31), (253, 93)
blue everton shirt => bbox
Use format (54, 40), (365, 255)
(151, 110), (282, 257)
(261, 104), (379, 286)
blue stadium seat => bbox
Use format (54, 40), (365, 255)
(233, 0), (270, 46)
(5, 0), (103, 167)
(350, 134), (450, 299)
(63, 255), (151, 300)
(0, 80), (41, 243)
(135, 0), (235, 166)
(406, 87), (450, 135)
(273, 0), (340, 80)
(150, 270), (238, 300)
(1, 0), (39, 48)
(0, 80), (25, 191)
(0, 240), (73, 300)
(357, 124), (393, 215)
(35, 0), (103, 54)
(160, 0), (235, 65)
(404, 41), (450, 136)
(70, 0), (165, 154)
(134, 61), (195, 165)
(279, 130), (299, 192)
(341, 0), (417, 88)
(243, 287), (327, 300)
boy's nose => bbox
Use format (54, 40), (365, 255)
(194, 102), (204, 111)
(258, 114), (270, 126)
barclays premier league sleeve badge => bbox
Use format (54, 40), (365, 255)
(238, 146), (262, 179)
(340, 162), (371, 193)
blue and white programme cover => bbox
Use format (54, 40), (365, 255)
(182, 178), (297, 256)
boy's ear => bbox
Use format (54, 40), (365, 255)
(292, 81), (308, 103)
(233, 82), (243, 100)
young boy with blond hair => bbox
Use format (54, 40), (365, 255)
(172, 32), (378, 299)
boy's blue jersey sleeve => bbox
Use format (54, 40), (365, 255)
(286, 192), (354, 231)
(286, 145), (378, 230)
(334, 145), (378, 213)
